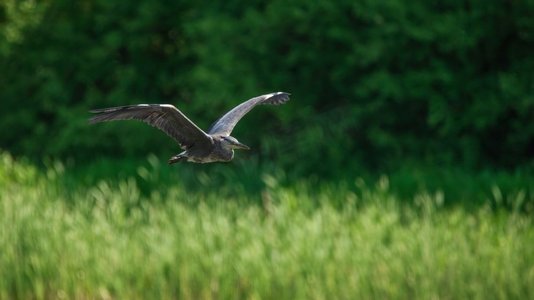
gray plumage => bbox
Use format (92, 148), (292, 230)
(89, 92), (290, 164)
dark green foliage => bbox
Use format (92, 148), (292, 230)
(186, 0), (534, 172)
(0, 0), (532, 175)
(0, 1), (195, 159)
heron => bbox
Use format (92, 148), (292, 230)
(89, 92), (290, 164)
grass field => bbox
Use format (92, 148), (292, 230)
(1, 152), (533, 299)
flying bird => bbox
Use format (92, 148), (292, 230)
(89, 92), (290, 164)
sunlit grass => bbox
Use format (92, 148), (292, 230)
(0, 152), (533, 299)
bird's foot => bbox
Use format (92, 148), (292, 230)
(168, 154), (187, 164)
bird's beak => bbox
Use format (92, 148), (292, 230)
(234, 141), (250, 150)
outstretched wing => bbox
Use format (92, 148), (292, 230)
(208, 92), (290, 136)
(89, 104), (213, 151)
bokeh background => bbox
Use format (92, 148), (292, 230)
(1, 0), (532, 175)
(1, 1), (533, 299)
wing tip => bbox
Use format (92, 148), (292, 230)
(88, 115), (107, 124)
(89, 108), (108, 113)
(265, 91), (291, 105)
(89, 104), (173, 113)
(89, 106), (130, 114)
(271, 91), (290, 96)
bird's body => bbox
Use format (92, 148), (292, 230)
(89, 92), (290, 164)
(168, 135), (238, 164)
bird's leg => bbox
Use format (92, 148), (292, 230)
(168, 153), (187, 164)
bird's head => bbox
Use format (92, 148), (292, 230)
(221, 136), (250, 150)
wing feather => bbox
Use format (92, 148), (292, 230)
(208, 92), (290, 135)
(89, 104), (213, 151)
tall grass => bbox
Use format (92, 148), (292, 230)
(1, 152), (533, 299)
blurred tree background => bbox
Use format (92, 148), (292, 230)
(0, 0), (532, 178)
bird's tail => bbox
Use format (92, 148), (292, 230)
(168, 153), (187, 164)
